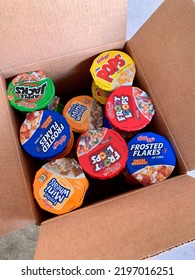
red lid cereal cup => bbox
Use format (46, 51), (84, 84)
(33, 158), (89, 215)
(76, 127), (128, 180)
(126, 132), (176, 186)
(63, 95), (103, 133)
(7, 71), (55, 113)
(91, 80), (111, 105)
(19, 110), (71, 160)
(105, 86), (155, 138)
(90, 50), (136, 91)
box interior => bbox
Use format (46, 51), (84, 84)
(3, 42), (187, 227)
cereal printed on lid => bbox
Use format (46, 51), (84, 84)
(63, 95), (103, 133)
(20, 110), (71, 160)
(77, 128), (128, 179)
(105, 86), (155, 133)
(33, 158), (89, 215)
(7, 71), (55, 113)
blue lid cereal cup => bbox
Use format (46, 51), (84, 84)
(126, 132), (176, 186)
(19, 110), (71, 160)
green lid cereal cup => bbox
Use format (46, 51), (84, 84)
(63, 95), (103, 133)
(76, 127), (128, 180)
(105, 86), (155, 138)
(7, 70), (55, 113)
(90, 50), (136, 91)
(33, 158), (89, 215)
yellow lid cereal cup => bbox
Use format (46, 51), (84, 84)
(91, 80), (111, 105)
(63, 95), (103, 133)
(90, 50), (136, 91)
(33, 158), (89, 215)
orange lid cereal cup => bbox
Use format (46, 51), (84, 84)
(63, 95), (103, 133)
(33, 158), (89, 215)
(90, 50), (136, 91)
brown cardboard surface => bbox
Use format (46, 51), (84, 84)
(0, 76), (40, 236)
(127, 0), (195, 171)
(0, 0), (127, 77)
(34, 175), (195, 260)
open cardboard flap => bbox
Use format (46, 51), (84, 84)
(0, 0), (127, 236)
(126, 0), (195, 171)
(34, 0), (195, 259)
(0, 0), (127, 79)
(35, 175), (195, 260)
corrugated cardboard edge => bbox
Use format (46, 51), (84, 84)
(0, 76), (41, 236)
(34, 175), (195, 260)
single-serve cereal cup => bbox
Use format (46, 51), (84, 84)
(105, 86), (155, 138)
(19, 110), (71, 160)
(76, 127), (128, 180)
(7, 71), (55, 113)
(63, 95), (103, 133)
(33, 158), (89, 215)
(126, 132), (176, 186)
(90, 50), (136, 92)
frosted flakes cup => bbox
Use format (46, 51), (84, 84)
(90, 50), (136, 92)
(7, 71), (55, 113)
(19, 110), (71, 160)
(63, 95), (103, 133)
(33, 158), (89, 215)
(76, 127), (128, 180)
(126, 132), (176, 186)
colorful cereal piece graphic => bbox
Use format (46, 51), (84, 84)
(33, 158), (89, 215)
(76, 127), (128, 179)
(63, 95), (103, 133)
(19, 110), (71, 160)
(7, 71), (55, 113)
(90, 50), (136, 91)
(126, 132), (176, 186)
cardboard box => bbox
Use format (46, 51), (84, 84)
(0, 0), (194, 259)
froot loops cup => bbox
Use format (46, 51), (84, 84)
(76, 127), (128, 180)
(105, 86), (155, 138)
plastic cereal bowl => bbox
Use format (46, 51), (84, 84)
(33, 158), (89, 215)
(19, 110), (71, 160)
(90, 50), (136, 91)
(63, 95), (103, 133)
(7, 70), (55, 113)
(76, 127), (128, 180)
(126, 132), (176, 186)
(105, 86), (155, 136)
